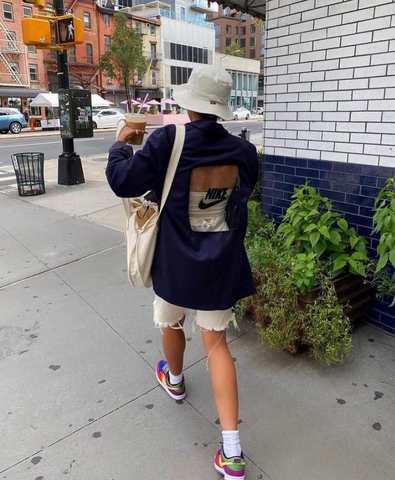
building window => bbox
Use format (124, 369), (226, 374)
(170, 42), (208, 64)
(27, 45), (36, 54)
(29, 64), (38, 82)
(225, 37), (231, 47)
(235, 26), (238, 35)
(171, 66), (193, 85)
(23, 6), (32, 17)
(104, 35), (111, 52)
(260, 47), (265, 57)
(215, 24), (220, 35)
(240, 38), (245, 48)
(180, 7), (186, 19)
(86, 43), (93, 63)
(261, 34), (265, 45)
(241, 14), (246, 22)
(226, 25), (231, 35)
(240, 26), (246, 36)
(215, 38), (220, 49)
(3, 2), (12, 21)
(6, 30), (16, 50)
(135, 21), (141, 33)
(151, 70), (157, 86)
(250, 37), (256, 46)
(83, 12), (91, 29)
(150, 24), (156, 35)
(10, 63), (19, 81)
(104, 14), (110, 26)
(151, 43), (157, 59)
(251, 24), (256, 34)
(106, 75), (113, 84)
(250, 49), (255, 59)
(69, 48), (76, 62)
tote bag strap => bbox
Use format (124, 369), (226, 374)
(159, 124), (185, 214)
(121, 124), (185, 218)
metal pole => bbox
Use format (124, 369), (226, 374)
(54, 0), (85, 185)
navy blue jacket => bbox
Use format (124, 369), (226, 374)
(106, 120), (258, 310)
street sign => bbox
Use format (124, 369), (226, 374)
(56, 15), (84, 46)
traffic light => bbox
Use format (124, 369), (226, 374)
(22, 0), (46, 8)
(56, 15), (83, 46)
(21, 18), (51, 47)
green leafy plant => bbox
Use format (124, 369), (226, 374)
(371, 178), (395, 305)
(301, 277), (352, 366)
(238, 200), (355, 365)
(278, 183), (368, 291)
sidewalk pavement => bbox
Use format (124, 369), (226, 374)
(0, 138), (394, 480)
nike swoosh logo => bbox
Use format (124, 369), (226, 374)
(198, 198), (227, 210)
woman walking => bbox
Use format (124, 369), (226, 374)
(106, 65), (258, 480)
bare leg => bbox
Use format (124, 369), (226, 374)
(161, 316), (186, 376)
(201, 329), (238, 430)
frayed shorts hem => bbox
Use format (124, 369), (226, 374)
(153, 295), (236, 332)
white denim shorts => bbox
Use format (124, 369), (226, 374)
(153, 295), (236, 332)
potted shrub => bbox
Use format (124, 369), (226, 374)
(238, 183), (374, 365)
(277, 183), (373, 320)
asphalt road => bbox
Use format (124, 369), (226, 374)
(0, 120), (263, 189)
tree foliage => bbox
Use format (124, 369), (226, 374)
(225, 42), (244, 57)
(99, 13), (148, 109)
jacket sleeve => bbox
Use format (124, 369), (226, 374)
(106, 125), (176, 198)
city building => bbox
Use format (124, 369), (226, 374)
(215, 0), (395, 335)
(207, 5), (265, 106)
(0, 1), (47, 111)
(121, 1), (215, 100)
(42, 1), (162, 105)
(215, 53), (259, 110)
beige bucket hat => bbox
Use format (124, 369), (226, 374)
(172, 65), (234, 121)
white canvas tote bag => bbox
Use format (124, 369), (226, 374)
(122, 125), (185, 287)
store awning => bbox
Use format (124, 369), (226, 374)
(30, 93), (111, 108)
(0, 87), (48, 98)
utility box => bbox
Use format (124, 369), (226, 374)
(58, 89), (93, 139)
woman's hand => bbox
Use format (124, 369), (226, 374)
(117, 125), (147, 144)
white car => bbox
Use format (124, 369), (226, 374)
(233, 107), (251, 120)
(92, 108), (125, 129)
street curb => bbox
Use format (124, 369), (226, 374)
(0, 117), (262, 141)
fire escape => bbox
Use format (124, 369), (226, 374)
(0, 17), (29, 87)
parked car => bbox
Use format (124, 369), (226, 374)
(92, 108), (125, 129)
(233, 107), (251, 120)
(256, 107), (264, 115)
(0, 108), (28, 134)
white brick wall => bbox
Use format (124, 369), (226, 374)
(263, 0), (395, 166)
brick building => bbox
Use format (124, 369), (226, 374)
(0, 1), (47, 111)
(214, 0), (395, 335)
(207, 5), (265, 106)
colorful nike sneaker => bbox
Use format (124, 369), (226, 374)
(156, 360), (186, 400)
(214, 447), (245, 480)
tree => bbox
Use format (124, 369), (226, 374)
(99, 13), (148, 111)
(225, 42), (244, 57)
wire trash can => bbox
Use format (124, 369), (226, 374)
(11, 152), (45, 196)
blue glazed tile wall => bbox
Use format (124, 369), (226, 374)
(262, 154), (395, 336)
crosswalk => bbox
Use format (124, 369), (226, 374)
(0, 168), (17, 190)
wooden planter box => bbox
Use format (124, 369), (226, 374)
(298, 273), (373, 323)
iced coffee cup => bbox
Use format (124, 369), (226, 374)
(124, 113), (147, 145)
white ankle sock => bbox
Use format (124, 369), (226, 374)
(168, 371), (183, 385)
(222, 430), (241, 458)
